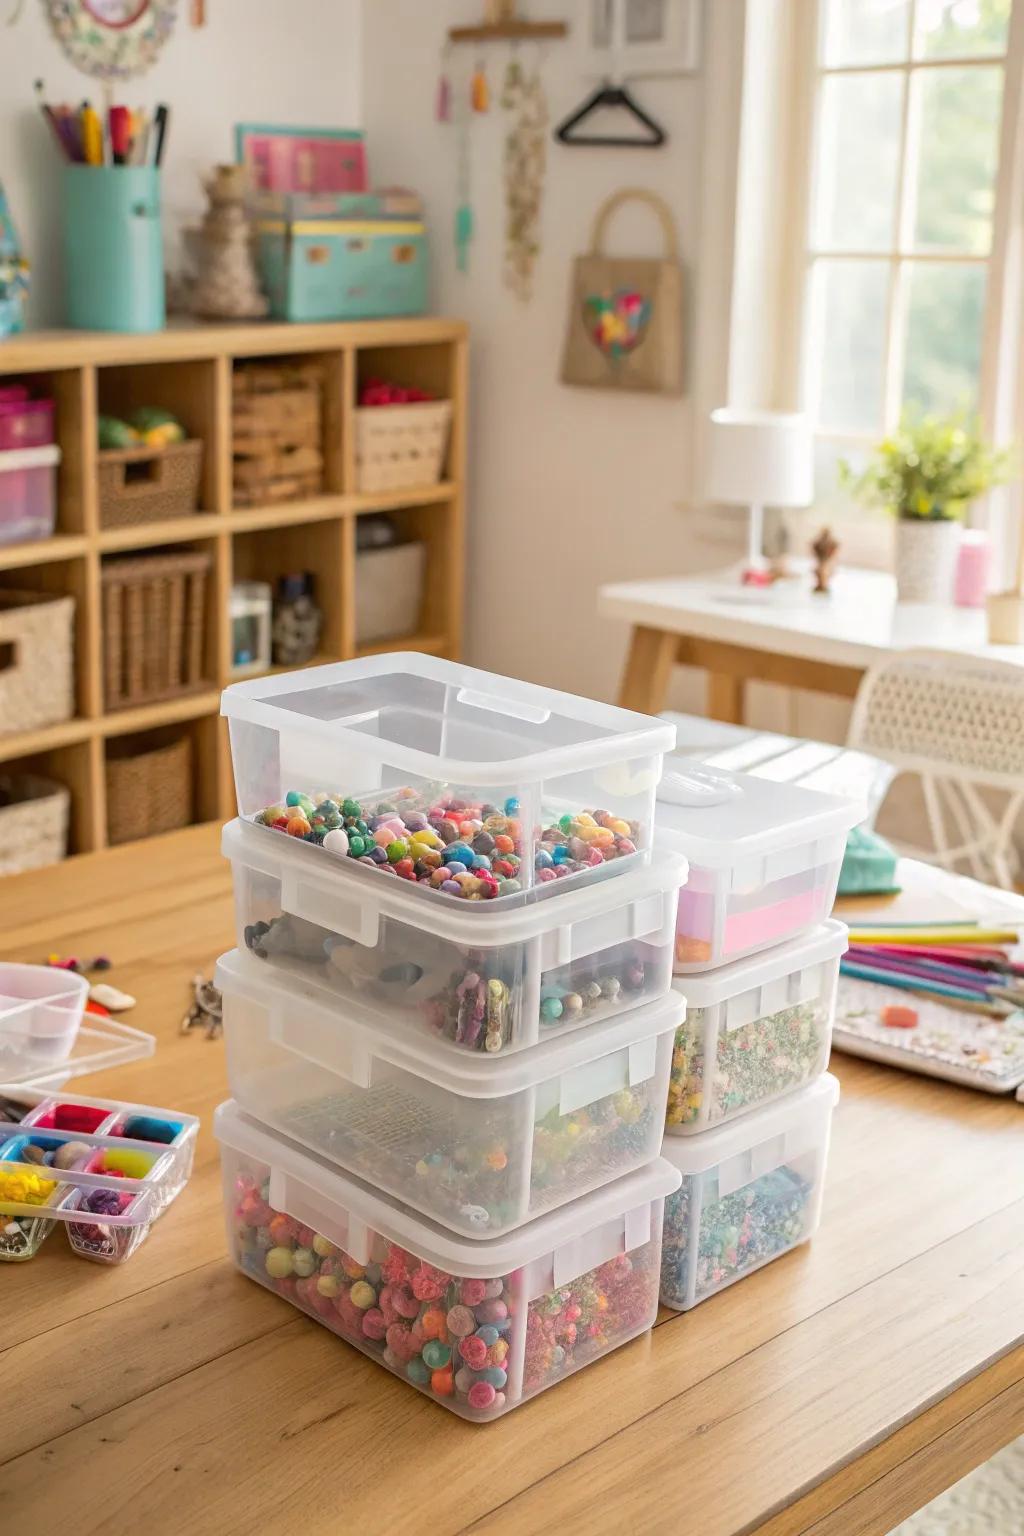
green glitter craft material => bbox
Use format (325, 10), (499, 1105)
(666, 1002), (829, 1130)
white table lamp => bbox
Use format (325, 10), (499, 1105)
(706, 408), (814, 573)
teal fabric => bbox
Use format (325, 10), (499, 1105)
(838, 825), (901, 897)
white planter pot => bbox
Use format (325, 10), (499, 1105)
(894, 519), (960, 603)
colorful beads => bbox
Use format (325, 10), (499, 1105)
(254, 786), (643, 900)
(661, 1166), (814, 1308)
(666, 1002), (827, 1130)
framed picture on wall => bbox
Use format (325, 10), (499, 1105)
(585, 0), (702, 77)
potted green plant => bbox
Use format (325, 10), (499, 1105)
(841, 411), (1012, 603)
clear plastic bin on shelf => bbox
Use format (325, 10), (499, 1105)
(216, 947), (682, 1238)
(0, 963), (89, 1075)
(0, 445), (60, 546)
(659, 1073), (839, 1311)
(656, 764), (862, 972)
(666, 920), (847, 1134)
(224, 818), (686, 1055)
(220, 654), (675, 907)
(216, 1099), (680, 1420)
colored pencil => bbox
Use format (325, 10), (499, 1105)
(848, 926), (1021, 946)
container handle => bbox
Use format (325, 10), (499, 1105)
(280, 867), (381, 948)
(552, 1200), (652, 1289)
(455, 687), (551, 726)
(268, 994), (374, 1087)
(268, 1165), (370, 1262)
(657, 766), (743, 809)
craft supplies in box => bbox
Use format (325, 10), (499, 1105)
(660, 1073), (839, 1311)
(231, 581), (273, 677)
(0, 772), (69, 874)
(657, 764), (862, 971)
(217, 1099), (679, 1419)
(225, 818), (685, 1053)
(0, 962), (88, 1073)
(101, 551), (210, 710)
(217, 947), (681, 1237)
(0, 590), (75, 733)
(256, 215), (428, 323)
(666, 921), (847, 1134)
(221, 654), (674, 905)
(354, 388), (451, 494)
(0, 445), (60, 545)
(0, 1098), (196, 1263)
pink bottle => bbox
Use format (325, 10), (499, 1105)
(954, 529), (991, 608)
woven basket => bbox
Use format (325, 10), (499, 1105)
(101, 550), (210, 711)
(0, 773), (69, 874)
(105, 730), (193, 846)
(0, 590), (75, 735)
(356, 541), (426, 644)
(233, 361), (324, 507)
(98, 440), (204, 529)
(354, 401), (452, 493)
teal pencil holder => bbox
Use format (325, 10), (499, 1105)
(63, 166), (165, 333)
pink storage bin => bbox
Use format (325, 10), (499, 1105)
(0, 446), (61, 546)
(0, 393), (55, 451)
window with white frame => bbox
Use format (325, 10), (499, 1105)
(801, 0), (1017, 528)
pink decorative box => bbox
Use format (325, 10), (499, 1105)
(0, 390), (55, 451)
(235, 125), (368, 194)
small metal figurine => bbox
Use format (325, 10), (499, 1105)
(180, 972), (223, 1040)
(811, 526), (840, 594)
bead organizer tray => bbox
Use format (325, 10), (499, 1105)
(221, 653), (675, 905)
(217, 1100), (680, 1420)
(225, 819), (686, 1054)
(666, 920), (848, 1134)
(660, 1074), (839, 1311)
(217, 947), (681, 1237)
(0, 1097), (197, 1263)
(657, 766), (862, 972)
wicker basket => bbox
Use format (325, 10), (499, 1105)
(0, 773), (69, 874)
(356, 541), (426, 644)
(233, 361), (324, 506)
(105, 730), (193, 846)
(354, 401), (453, 493)
(0, 590), (75, 735)
(101, 550), (210, 711)
(97, 440), (204, 529)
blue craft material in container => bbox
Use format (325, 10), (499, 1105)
(63, 166), (165, 333)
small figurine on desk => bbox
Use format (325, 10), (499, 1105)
(811, 526), (840, 594)
(191, 165), (267, 321)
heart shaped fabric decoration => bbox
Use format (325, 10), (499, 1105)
(583, 288), (652, 360)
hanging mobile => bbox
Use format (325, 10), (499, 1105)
(501, 43), (523, 108)
(471, 55), (490, 113)
(455, 65), (474, 273)
(503, 44), (549, 301)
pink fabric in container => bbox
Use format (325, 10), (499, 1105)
(0, 395), (55, 451)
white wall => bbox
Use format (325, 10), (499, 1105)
(2, 0), (363, 328)
(362, 0), (747, 703)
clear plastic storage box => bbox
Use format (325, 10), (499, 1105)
(659, 1073), (839, 1311)
(657, 765), (862, 972)
(221, 654), (675, 906)
(666, 920), (847, 1134)
(217, 1099), (681, 1420)
(217, 947), (682, 1237)
(0, 445), (61, 546)
(224, 818), (686, 1055)
(0, 963), (89, 1074)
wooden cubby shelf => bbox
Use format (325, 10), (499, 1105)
(0, 317), (468, 859)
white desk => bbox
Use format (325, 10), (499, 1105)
(600, 565), (1024, 719)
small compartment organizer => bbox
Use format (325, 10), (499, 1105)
(217, 1100), (680, 1420)
(657, 765), (861, 972)
(354, 401), (451, 494)
(101, 551), (210, 710)
(0, 445), (61, 545)
(666, 920), (847, 1134)
(660, 1074), (839, 1311)
(0, 590), (75, 734)
(217, 947), (681, 1237)
(221, 654), (674, 905)
(0, 962), (88, 1073)
(225, 819), (685, 1054)
(97, 439), (203, 528)
(0, 1094), (196, 1264)
(0, 772), (69, 874)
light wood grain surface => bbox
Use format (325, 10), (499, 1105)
(1, 826), (1022, 1535)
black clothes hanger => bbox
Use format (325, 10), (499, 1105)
(554, 80), (666, 147)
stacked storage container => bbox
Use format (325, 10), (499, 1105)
(654, 762), (862, 1309)
(216, 655), (691, 1417)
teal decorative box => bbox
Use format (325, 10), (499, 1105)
(255, 216), (429, 322)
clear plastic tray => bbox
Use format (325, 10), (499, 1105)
(0, 963), (88, 1074)
(221, 654), (675, 906)
(656, 765), (862, 972)
(224, 819), (686, 1055)
(666, 920), (847, 1134)
(217, 947), (682, 1237)
(659, 1073), (839, 1310)
(0, 1095), (197, 1265)
(0, 444), (60, 546)
(217, 1099), (680, 1420)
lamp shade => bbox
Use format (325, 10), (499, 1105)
(706, 408), (814, 508)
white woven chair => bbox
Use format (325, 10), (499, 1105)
(846, 649), (1024, 889)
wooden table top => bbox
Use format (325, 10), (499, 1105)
(2, 825), (1023, 1536)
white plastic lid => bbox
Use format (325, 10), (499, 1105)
(216, 945), (685, 1098)
(0, 444), (61, 472)
(215, 1098), (681, 1274)
(223, 817), (687, 945)
(656, 761), (864, 867)
(672, 919), (848, 1008)
(0, 1015), (155, 1090)
(660, 1072), (840, 1176)
(221, 653), (676, 786)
